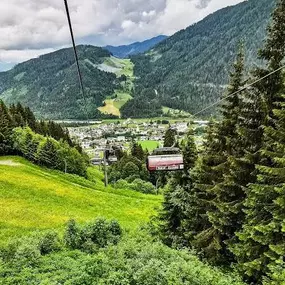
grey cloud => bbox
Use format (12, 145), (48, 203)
(0, 0), (244, 67)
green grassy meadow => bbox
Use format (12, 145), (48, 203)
(138, 140), (161, 152)
(0, 156), (161, 244)
(98, 57), (134, 117)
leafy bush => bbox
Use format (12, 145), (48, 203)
(64, 218), (122, 253)
(0, 228), (246, 285)
(114, 178), (156, 194)
(131, 179), (156, 194)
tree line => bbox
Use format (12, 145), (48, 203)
(0, 101), (88, 177)
(157, 1), (285, 284)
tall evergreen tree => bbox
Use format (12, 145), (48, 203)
(158, 125), (198, 246)
(0, 100), (14, 155)
(192, 45), (246, 263)
(163, 127), (177, 147)
(231, 0), (285, 282)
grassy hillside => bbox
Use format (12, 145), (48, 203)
(0, 156), (161, 244)
(98, 57), (134, 117)
(122, 0), (276, 118)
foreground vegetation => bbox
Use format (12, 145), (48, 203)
(0, 156), (161, 243)
(0, 219), (246, 285)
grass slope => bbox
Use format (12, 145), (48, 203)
(98, 57), (134, 117)
(0, 156), (161, 244)
(138, 140), (160, 152)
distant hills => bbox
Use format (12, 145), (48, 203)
(121, 0), (276, 118)
(104, 35), (168, 58)
(0, 0), (277, 119)
(0, 46), (129, 119)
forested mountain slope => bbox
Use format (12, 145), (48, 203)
(0, 46), (119, 119)
(105, 35), (168, 58)
(121, 0), (276, 118)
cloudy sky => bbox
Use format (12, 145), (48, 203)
(0, 0), (244, 71)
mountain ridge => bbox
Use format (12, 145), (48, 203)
(104, 35), (168, 58)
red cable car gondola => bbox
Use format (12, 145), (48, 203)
(147, 147), (184, 172)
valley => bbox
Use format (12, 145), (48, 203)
(1, 0), (285, 284)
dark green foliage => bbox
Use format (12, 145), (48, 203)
(7, 102), (75, 148)
(121, 0), (275, 118)
(158, 126), (198, 246)
(229, 1), (285, 282)
(193, 45), (248, 264)
(63, 218), (122, 253)
(37, 138), (59, 169)
(0, 100), (86, 175)
(64, 220), (80, 250)
(0, 46), (118, 119)
(0, 100), (14, 155)
(163, 127), (177, 147)
(131, 141), (145, 161)
(108, 147), (149, 184)
(181, 127), (198, 174)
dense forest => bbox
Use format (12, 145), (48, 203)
(121, 0), (276, 118)
(157, 0), (285, 283)
(0, 46), (118, 119)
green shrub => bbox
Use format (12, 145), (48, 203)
(0, 225), (245, 285)
(131, 179), (156, 194)
(64, 219), (80, 250)
(64, 218), (122, 253)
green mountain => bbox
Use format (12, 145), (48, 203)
(121, 0), (276, 118)
(0, 46), (123, 119)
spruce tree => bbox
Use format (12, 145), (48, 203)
(158, 125), (198, 246)
(193, 45), (247, 263)
(231, 0), (285, 282)
(163, 127), (177, 147)
(0, 100), (14, 155)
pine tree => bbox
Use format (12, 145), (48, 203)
(131, 141), (145, 161)
(38, 138), (59, 169)
(163, 127), (177, 147)
(192, 45), (247, 263)
(158, 125), (198, 246)
(0, 100), (14, 155)
(231, 0), (285, 282)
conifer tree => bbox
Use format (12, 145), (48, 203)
(231, 0), (285, 282)
(38, 138), (59, 169)
(192, 45), (247, 263)
(158, 125), (198, 246)
(163, 127), (177, 147)
(0, 100), (14, 155)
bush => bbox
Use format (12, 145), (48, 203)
(64, 218), (122, 253)
(39, 231), (61, 255)
(131, 179), (156, 194)
(0, 230), (246, 285)
(114, 179), (156, 194)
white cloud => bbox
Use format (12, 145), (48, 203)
(0, 48), (55, 63)
(0, 0), (245, 67)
